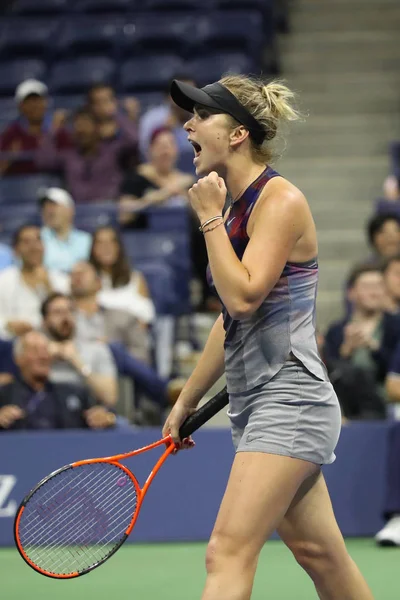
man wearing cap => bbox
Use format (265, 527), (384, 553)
(0, 79), (71, 176)
(40, 187), (92, 273)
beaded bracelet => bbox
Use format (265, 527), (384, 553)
(199, 215), (223, 232)
(203, 219), (225, 234)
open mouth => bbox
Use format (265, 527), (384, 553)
(189, 139), (202, 158)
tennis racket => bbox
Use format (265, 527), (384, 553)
(14, 386), (228, 579)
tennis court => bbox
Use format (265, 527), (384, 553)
(1, 539), (398, 599)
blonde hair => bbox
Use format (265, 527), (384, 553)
(219, 75), (300, 163)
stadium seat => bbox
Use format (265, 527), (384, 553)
(49, 57), (116, 94)
(195, 12), (264, 58)
(0, 60), (47, 97)
(56, 18), (123, 58)
(215, 0), (272, 13)
(0, 19), (60, 59)
(132, 92), (164, 113)
(142, 0), (206, 10)
(9, 0), (72, 15)
(122, 14), (193, 57)
(186, 53), (256, 87)
(139, 262), (178, 315)
(52, 95), (85, 111)
(122, 231), (191, 315)
(0, 97), (19, 123)
(0, 175), (62, 204)
(0, 204), (40, 245)
(77, 0), (132, 12)
(145, 206), (190, 232)
(74, 203), (117, 232)
(375, 199), (400, 218)
(215, 0), (276, 43)
(120, 55), (184, 92)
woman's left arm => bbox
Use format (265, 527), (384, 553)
(190, 172), (306, 319)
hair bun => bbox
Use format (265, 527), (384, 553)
(261, 81), (298, 122)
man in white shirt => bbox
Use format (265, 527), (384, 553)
(40, 187), (92, 272)
(0, 224), (69, 339)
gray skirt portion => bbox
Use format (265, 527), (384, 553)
(228, 356), (342, 465)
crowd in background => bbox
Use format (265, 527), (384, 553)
(0, 74), (399, 431)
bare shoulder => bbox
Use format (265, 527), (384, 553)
(248, 176), (309, 233)
(262, 176), (307, 209)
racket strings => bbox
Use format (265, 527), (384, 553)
(20, 464), (137, 573)
(25, 469), (127, 573)
(18, 463), (138, 575)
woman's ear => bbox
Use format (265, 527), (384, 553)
(229, 125), (250, 149)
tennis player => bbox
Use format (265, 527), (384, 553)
(162, 76), (374, 600)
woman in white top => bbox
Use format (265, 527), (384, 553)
(89, 226), (155, 326)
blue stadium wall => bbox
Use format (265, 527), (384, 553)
(0, 423), (389, 546)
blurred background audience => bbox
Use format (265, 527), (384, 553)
(0, 79), (71, 176)
(139, 75), (196, 174)
(40, 186), (92, 272)
(36, 107), (124, 203)
(0, 224), (69, 338)
(0, 331), (115, 431)
(323, 264), (400, 421)
(367, 213), (400, 261)
(42, 292), (118, 408)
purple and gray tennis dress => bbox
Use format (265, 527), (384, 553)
(208, 166), (341, 464)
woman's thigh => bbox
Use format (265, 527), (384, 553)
(277, 471), (347, 558)
(209, 451), (319, 559)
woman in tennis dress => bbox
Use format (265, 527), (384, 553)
(162, 76), (373, 600)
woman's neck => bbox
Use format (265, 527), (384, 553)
(224, 160), (267, 203)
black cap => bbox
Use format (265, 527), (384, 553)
(170, 79), (266, 145)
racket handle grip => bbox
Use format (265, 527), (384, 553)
(178, 386), (229, 439)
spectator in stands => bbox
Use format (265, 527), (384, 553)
(40, 187), (92, 272)
(36, 108), (123, 203)
(139, 74), (197, 174)
(119, 127), (193, 227)
(87, 83), (139, 154)
(0, 79), (70, 176)
(383, 255), (400, 314)
(323, 263), (400, 419)
(90, 226), (154, 330)
(70, 261), (184, 423)
(0, 224), (69, 339)
(119, 129), (215, 310)
(367, 213), (400, 260)
(42, 292), (117, 408)
(0, 331), (115, 431)
(382, 141), (400, 201)
(71, 260), (151, 363)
